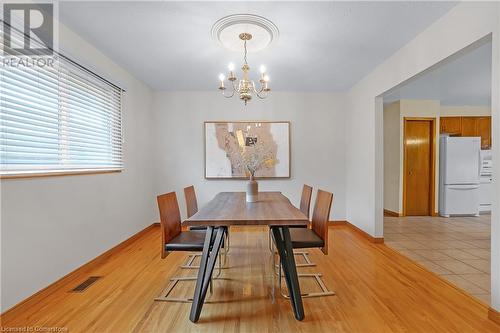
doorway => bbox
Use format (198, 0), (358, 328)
(381, 37), (493, 305)
(403, 118), (435, 216)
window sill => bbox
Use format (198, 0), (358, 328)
(0, 169), (122, 179)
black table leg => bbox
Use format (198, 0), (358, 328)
(271, 226), (305, 321)
(189, 226), (226, 323)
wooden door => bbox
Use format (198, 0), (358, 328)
(477, 117), (491, 149)
(440, 117), (461, 135)
(404, 119), (434, 216)
(461, 117), (478, 137)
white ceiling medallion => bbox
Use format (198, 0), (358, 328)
(214, 14), (277, 105)
(211, 14), (279, 53)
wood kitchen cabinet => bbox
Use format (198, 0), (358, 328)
(477, 117), (491, 149)
(461, 117), (478, 137)
(440, 117), (461, 135)
(440, 116), (491, 149)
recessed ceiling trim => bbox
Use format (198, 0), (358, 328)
(211, 14), (279, 52)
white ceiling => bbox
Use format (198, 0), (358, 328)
(59, 1), (458, 91)
(383, 41), (492, 106)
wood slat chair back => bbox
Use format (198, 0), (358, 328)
(300, 184), (313, 219)
(311, 189), (334, 255)
(157, 192), (182, 258)
(184, 185), (198, 218)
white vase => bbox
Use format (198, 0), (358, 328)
(246, 175), (258, 202)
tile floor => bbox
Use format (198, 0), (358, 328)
(384, 214), (491, 305)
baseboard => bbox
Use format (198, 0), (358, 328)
(383, 210), (439, 217)
(329, 220), (384, 243)
(488, 307), (500, 325)
(383, 209), (401, 217)
(1, 222), (160, 318)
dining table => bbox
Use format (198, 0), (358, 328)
(183, 191), (309, 323)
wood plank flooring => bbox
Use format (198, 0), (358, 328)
(1, 225), (498, 332)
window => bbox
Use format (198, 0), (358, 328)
(0, 26), (123, 177)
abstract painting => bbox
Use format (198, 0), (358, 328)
(205, 121), (290, 179)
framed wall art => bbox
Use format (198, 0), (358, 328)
(204, 121), (290, 179)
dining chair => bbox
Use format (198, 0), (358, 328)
(269, 184), (315, 267)
(182, 186), (204, 268)
(294, 184), (314, 265)
(274, 189), (335, 298)
(184, 185), (199, 219)
(155, 191), (221, 302)
(299, 184), (313, 220)
(182, 185), (229, 269)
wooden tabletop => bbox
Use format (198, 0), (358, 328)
(183, 192), (309, 227)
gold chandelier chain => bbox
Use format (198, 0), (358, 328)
(243, 39), (248, 65)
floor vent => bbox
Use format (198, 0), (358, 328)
(71, 276), (102, 292)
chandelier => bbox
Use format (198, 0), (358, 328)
(217, 33), (271, 105)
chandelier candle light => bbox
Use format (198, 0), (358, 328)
(218, 33), (271, 105)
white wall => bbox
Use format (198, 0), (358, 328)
(345, 2), (500, 309)
(490, 2), (500, 312)
(151, 92), (347, 221)
(0, 22), (156, 311)
(383, 102), (400, 213)
(441, 105), (491, 116)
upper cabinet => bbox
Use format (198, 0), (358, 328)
(461, 117), (478, 137)
(440, 116), (491, 149)
(476, 117), (491, 149)
(440, 117), (461, 135)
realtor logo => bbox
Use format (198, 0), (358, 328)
(2, 3), (54, 56)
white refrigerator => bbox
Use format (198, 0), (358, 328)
(439, 136), (481, 217)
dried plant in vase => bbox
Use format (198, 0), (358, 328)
(237, 138), (277, 202)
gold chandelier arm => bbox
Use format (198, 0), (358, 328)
(253, 82), (269, 99)
(255, 91), (270, 99)
(222, 79), (238, 98)
(222, 89), (235, 98)
(251, 81), (259, 94)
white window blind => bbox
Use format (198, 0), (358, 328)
(0, 25), (123, 176)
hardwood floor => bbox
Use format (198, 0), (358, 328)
(1, 225), (498, 332)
